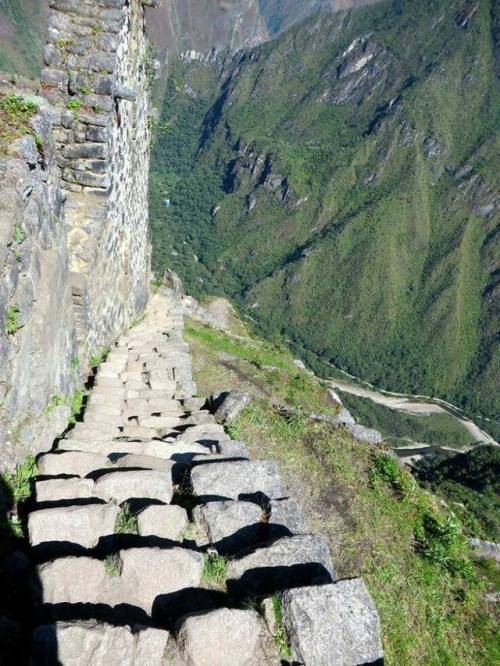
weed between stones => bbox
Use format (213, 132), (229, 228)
(202, 552), (227, 589)
(272, 594), (291, 659)
(115, 503), (138, 535)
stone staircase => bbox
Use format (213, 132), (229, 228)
(26, 292), (383, 665)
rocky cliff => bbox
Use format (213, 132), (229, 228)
(0, 0), (156, 470)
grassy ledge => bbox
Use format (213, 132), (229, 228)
(186, 315), (499, 665)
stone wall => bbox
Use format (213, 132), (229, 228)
(0, 0), (158, 470)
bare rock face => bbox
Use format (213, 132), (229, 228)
(281, 580), (383, 666)
(175, 608), (277, 666)
(348, 423), (383, 445)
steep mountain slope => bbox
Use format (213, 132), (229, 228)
(150, 0), (500, 423)
(146, 0), (269, 59)
(259, 0), (381, 34)
(0, 0), (48, 77)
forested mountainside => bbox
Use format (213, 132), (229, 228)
(150, 0), (500, 422)
(0, 0), (48, 76)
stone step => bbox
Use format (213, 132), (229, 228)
(175, 608), (278, 665)
(33, 622), (171, 666)
(29, 504), (119, 548)
(137, 505), (188, 540)
(191, 460), (282, 500)
(38, 548), (204, 613)
(278, 580), (383, 665)
(93, 469), (174, 504)
(35, 478), (95, 502)
(38, 451), (109, 477)
(226, 534), (335, 597)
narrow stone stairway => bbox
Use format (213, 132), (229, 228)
(26, 292), (382, 665)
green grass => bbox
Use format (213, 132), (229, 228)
(0, 94), (38, 153)
(272, 594), (292, 659)
(104, 554), (121, 577)
(2, 455), (36, 504)
(68, 389), (84, 425)
(66, 98), (81, 112)
(6, 305), (21, 335)
(202, 552), (227, 589)
(187, 308), (499, 666)
(115, 503), (138, 535)
(186, 318), (335, 414)
(89, 346), (110, 367)
(13, 223), (26, 244)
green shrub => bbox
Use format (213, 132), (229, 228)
(415, 511), (473, 580)
(370, 454), (401, 487)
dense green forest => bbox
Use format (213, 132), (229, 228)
(150, 0), (500, 424)
(414, 445), (500, 540)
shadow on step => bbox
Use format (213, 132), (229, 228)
(0, 476), (43, 665)
(227, 563), (333, 598)
(212, 525), (293, 556)
(32, 534), (202, 564)
(38, 602), (151, 627)
(152, 588), (231, 629)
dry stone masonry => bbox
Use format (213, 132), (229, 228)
(0, 0), (158, 469)
(22, 291), (383, 665)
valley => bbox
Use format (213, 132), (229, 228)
(150, 0), (500, 433)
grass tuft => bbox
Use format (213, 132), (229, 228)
(202, 552), (227, 588)
(272, 594), (292, 659)
(115, 503), (138, 535)
(6, 305), (21, 335)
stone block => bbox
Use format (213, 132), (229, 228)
(191, 460), (282, 500)
(281, 580), (383, 666)
(29, 504), (119, 548)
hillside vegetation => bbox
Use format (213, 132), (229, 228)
(150, 0), (500, 423)
(0, 0), (47, 77)
(185, 304), (499, 665)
